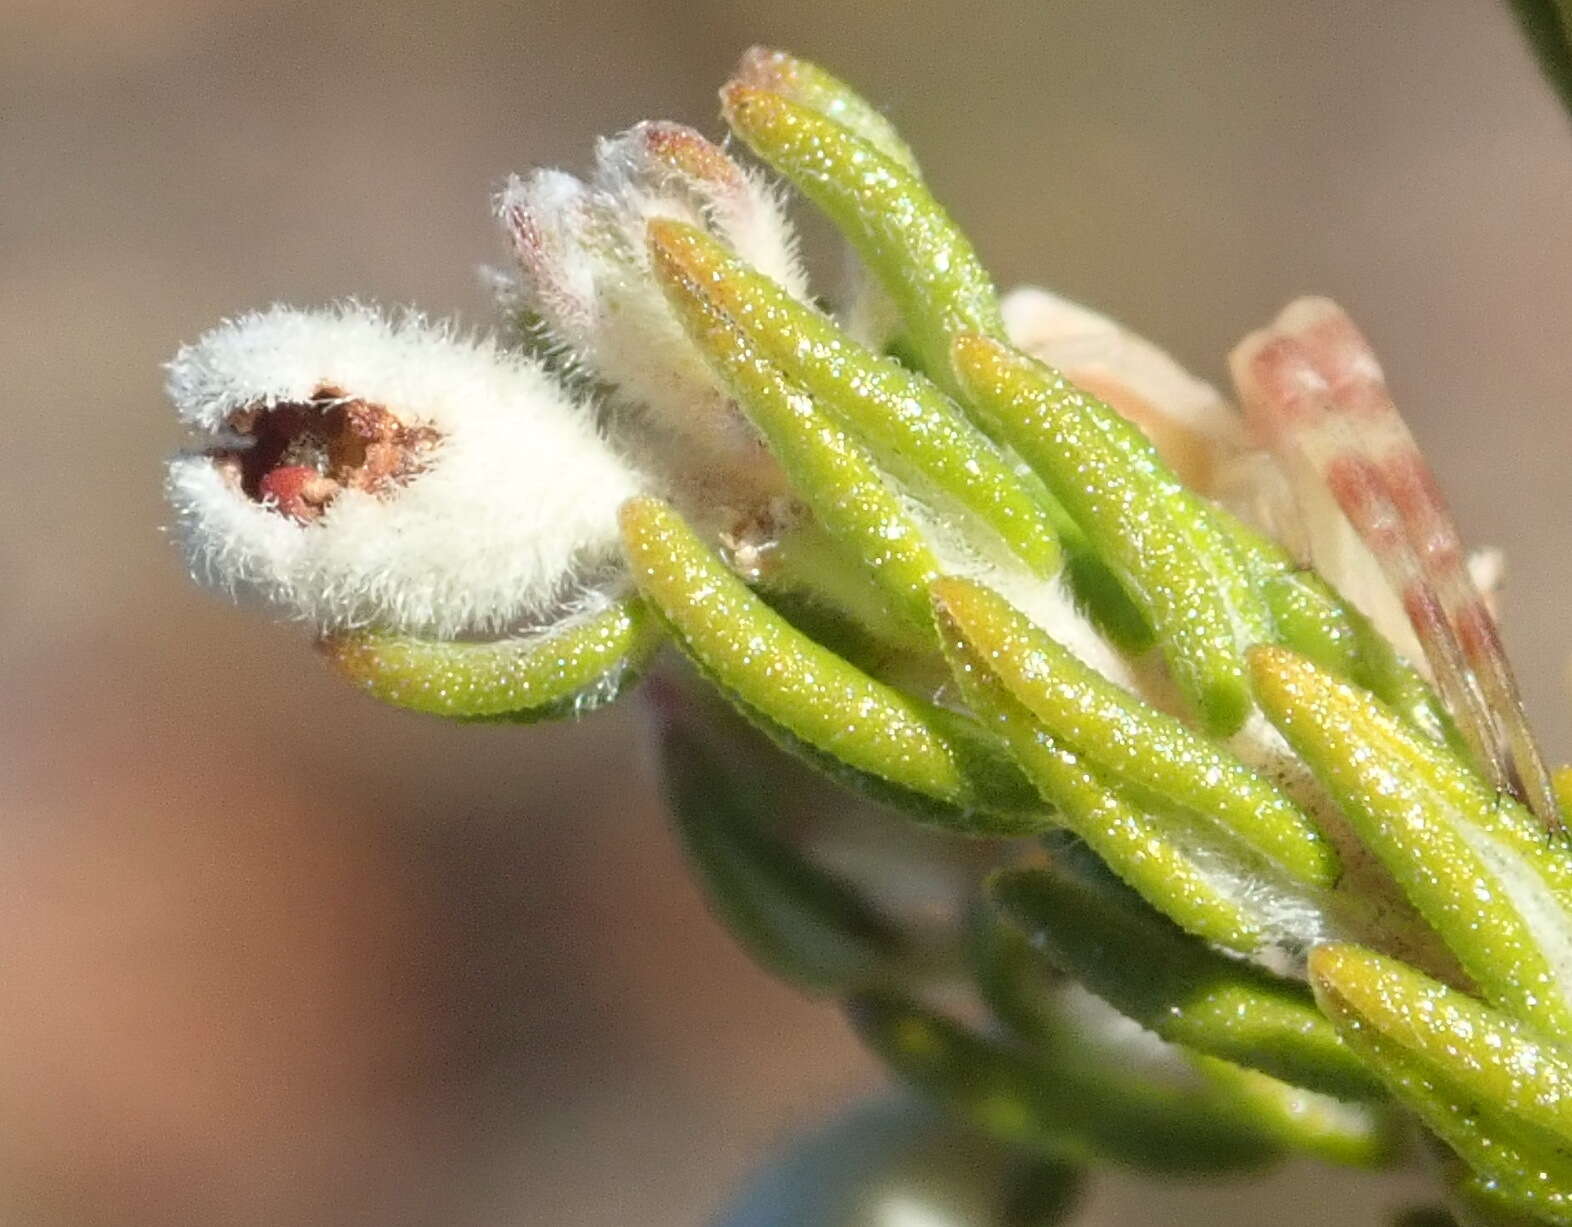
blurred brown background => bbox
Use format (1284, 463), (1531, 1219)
(4, 1), (1570, 1224)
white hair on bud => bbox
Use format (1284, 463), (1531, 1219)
(497, 122), (808, 505)
(166, 303), (643, 637)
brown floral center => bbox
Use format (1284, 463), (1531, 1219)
(211, 385), (441, 523)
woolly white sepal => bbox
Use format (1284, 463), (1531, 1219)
(498, 122), (809, 503)
(166, 303), (644, 638)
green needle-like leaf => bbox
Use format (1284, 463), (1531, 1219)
(1254, 646), (1572, 1037)
(650, 231), (943, 633)
(649, 218), (1063, 578)
(933, 575), (1338, 888)
(989, 863), (1375, 1097)
(849, 992), (1280, 1175)
(322, 597), (661, 720)
(656, 693), (907, 993)
(1189, 1055), (1400, 1170)
(620, 497), (1038, 828)
(1215, 515), (1458, 748)
(942, 617), (1277, 951)
(951, 334), (1272, 736)
(732, 46), (922, 172)
(1311, 943), (1572, 1222)
(721, 81), (1003, 400)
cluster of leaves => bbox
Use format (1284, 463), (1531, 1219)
(316, 47), (1572, 1227)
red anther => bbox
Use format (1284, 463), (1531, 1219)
(258, 465), (334, 522)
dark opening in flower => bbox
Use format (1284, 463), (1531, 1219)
(213, 387), (442, 523)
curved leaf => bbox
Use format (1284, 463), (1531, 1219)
(990, 863), (1375, 1097)
(322, 596), (661, 720)
(655, 693), (908, 993)
(650, 231), (943, 633)
(933, 576), (1338, 888)
(1311, 944), (1572, 1223)
(849, 991), (1280, 1175)
(951, 335), (1271, 735)
(648, 218), (1063, 578)
(620, 497), (1038, 829)
(721, 81), (1002, 401)
(1256, 647), (1572, 1037)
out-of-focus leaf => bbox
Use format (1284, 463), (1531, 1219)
(1255, 646), (1572, 1037)
(322, 596), (661, 720)
(619, 497), (1040, 829)
(989, 863), (1376, 1098)
(1510, 0), (1572, 124)
(849, 991), (1280, 1175)
(655, 694), (908, 994)
(715, 1093), (1083, 1227)
(1189, 1056), (1400, 1169)
(855, 997), (1286, 1178)
(967, 896), (1065, 1050)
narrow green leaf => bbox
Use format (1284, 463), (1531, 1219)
(1213, 513), (1458, 749)
(721, 82), (1003, 400)
(848, 992), (1280, 1174)
(1189, 1056), (1400, 1169)
(619, 497), (1038, 828)
(732, 46), (922, 172)
(1254, 647), (1572, 1037)
(1311, 943), (1572, 1222)
(649, 230), (942, 633)
(648, 218), (1063, 578)
(951, 334), (1271, 735)
(322, 597), (661, 720)
(933, 575), (1338, 888)
(943, 618), (1276, 951)
(656, 693), (907, 993)
(989, 864), (1374, 1096)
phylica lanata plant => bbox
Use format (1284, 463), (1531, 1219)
(166, 47), (1572, 1227)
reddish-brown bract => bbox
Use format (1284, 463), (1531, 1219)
(1232, 299), (1560, 831)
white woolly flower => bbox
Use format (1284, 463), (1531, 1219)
(497, 122), (809, 505)
(166, 303), (643, 638)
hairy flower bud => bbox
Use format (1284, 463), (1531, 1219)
(165, 303), (642, 637)
(497, 121), (809, 506)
